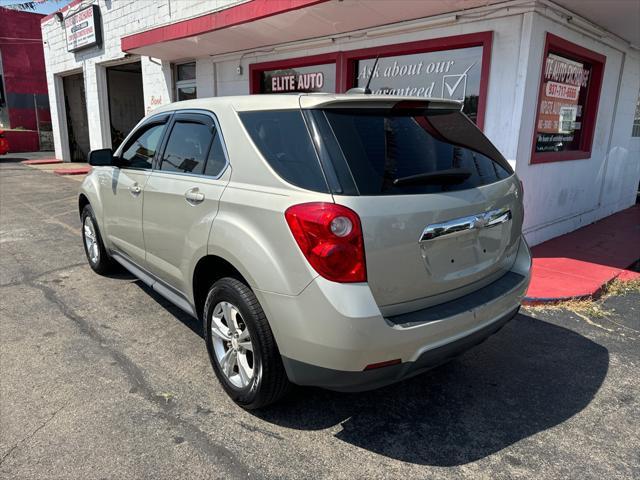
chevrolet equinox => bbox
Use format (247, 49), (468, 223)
(80, 94), (531, 409)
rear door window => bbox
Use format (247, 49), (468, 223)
(316, 108), (512, 195)
(239, 110), (329, 193)
(203, 129), (227, 177)
(160, 118), (213, 175)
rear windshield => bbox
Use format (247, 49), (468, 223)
(315, 108), (512, 195)
(239, 107), (512, 196)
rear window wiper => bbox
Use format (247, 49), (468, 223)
(392, 168), (472, 186)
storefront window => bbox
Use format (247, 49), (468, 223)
(354, 46), (484, 123)
(259, 63), (336, 94)
(532, 34), (605, 163)
(175, 62), (196, 101)
(248, 33), (492, 128)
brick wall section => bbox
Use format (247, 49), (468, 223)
(41, 0), (244, 159)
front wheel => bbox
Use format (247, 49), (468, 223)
(203, 277), (290, 409)
(81, 205), (115, 275)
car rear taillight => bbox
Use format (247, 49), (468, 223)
(285, 202), (366, 283)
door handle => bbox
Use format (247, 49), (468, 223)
(129, 183), (142, 196)
(185, 187), (205, 205)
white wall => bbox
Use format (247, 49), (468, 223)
(513, 13), (640, 245)
(42, 0), (245, 159)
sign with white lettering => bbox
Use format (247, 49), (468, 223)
(65, 5), (102, 52)
(535, 53), (592, 153)
(355, 46), (484, 123)
(260, 64), (335, 94)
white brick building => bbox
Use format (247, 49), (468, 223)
(41, 0), (640, 245)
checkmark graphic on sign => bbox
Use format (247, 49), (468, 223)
(441, 62), (477, 99)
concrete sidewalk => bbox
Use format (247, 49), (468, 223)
(4, 151), (91, 180)
(525, 204), (640, 303)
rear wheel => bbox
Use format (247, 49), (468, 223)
(81, 205), (115, 275)
(203, 277), (290, 409)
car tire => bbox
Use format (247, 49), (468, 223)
(81, 205), (115, 275)
(203, 277), (290, 409)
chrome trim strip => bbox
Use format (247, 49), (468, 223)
(420, 207), (512, 242)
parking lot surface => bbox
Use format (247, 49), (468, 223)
(1, 158), (639, 479)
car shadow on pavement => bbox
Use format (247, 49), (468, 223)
(132, 279), (205, 337)
(255, 313), (609, 466)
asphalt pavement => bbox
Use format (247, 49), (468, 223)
(1, 157), (638, 479)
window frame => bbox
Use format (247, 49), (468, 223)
(248, 32), (493, 131)
(530, 33), (606, 164)
(114, 113), (171, 171)
(153, 109), (230, 180)
(174, 61), (197, 101)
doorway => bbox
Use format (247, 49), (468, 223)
(106, 61), (144, 150)
(62, 73), (90, 162)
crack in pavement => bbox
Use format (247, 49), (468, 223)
(22, 277), (260, 479)
(0, 405), (66, 466)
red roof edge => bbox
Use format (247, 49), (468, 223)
(121, 0), (330, 52)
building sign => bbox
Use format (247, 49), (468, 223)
(534, 53), (592, 153)
(531, 34), (605, 163)
(65, 5), (102, 52)
(354, 46), (484, 123)
(260, 64), (335, 94)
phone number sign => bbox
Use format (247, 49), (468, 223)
(65, 5), (102, 52)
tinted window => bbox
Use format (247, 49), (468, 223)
(204, 130), (227, 177)
(120, 123), (166, 169)
(160, 121), (212, 174)
(239, 110), (328, 193)
(319, 108), (511, 195)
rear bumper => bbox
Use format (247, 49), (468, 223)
(282, 306), (519, 392)
(255, 236), (531, 390)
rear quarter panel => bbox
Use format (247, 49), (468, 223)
(206, 104), (333, 296)
(209, 183), (331, 296)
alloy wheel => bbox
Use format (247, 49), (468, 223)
(210, 301), (254, 388)
(83, 216), (100, 265)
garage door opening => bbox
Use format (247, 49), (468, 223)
(63, 73), (90, 162)
(107, 61), (144, 150)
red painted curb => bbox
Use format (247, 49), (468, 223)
(523, 204), (639, 304)
(53, 167), (91, 175)
(522, 269), (639, 305)
(21, 159), (64, 165)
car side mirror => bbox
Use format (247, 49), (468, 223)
(88, 148), (115, 166)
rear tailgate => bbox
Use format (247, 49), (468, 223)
(307, 100), (522, 311)
(336, 176), (522, 309)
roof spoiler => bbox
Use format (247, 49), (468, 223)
(306, 97), (463, 110)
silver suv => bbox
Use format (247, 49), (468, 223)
(80, 94), (531, 409)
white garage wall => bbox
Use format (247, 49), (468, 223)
(42, 0), (245, 159)
(514, 13), (640, 245)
